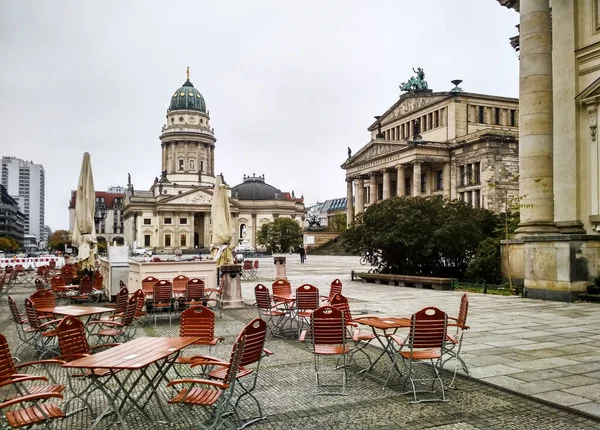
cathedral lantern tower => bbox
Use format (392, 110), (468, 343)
(159, 67), (216, 186)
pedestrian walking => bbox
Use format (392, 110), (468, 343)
(299, 246), (306, 263)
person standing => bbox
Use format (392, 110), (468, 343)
(299, 246), (306, 264)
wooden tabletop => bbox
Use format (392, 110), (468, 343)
(273, 293), (295, 302)
(37, 305), (115, 317)
(63, 337), (200, 370)
(354, 316), (411, 330)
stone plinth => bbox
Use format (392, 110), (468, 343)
(274, 256), (287, 280)
(220, 264), (244, 309)
(501, 235), (600, 302)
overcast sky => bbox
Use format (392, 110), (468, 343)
(0, 0), (519, 231)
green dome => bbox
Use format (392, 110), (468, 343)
(168, 79), (206, 112)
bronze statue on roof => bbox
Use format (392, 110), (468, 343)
(400, 67), (429, 92)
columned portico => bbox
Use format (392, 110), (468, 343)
(382, 169), (391, 199)
(346, 178), (355, 226)
(515, 0), (557, 235)
(369, 173), (377, 206)
(396, 165), (405, 197)
(412, 161), (422, 196)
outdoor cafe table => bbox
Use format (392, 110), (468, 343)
(63, 336), (200, 429)
(272, 293), (297, 337)
(36, 305), (115, 334)
(354, 316), (411, 381)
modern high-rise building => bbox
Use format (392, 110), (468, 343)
(1, 156), (45, 244)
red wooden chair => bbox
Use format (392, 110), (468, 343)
(104, 286), (129, 319)
(151, 280), (174, 325)
(204, 318), (272, 428)
(8, 296), (37, 359)
(272, 279), (292, 304)
(90, 295), (139, 343)
(91, 271), (104, 302)
(330, 293), (377, 368)
(241, 260), (253, 280)
(29, 290), (56, 312)
(70, 275), (93, 305)
(34, 278), (47, 291)
(173, 274), (189, 299)
(254, 284), (286, 336)
(300, 305), (357, 395)
(132, 289), (147, 322)
(141, 275), (159, 299)
(295, 284), (320, 339)
(24, 299), (60, 359)
(252, 260), (259, 278)
(60, 265), (73, 285)
(386, 306), (448, 403)
(204, 277), (223, 319)
(184, 278), (206, 308)
(320, 279), (342, 304)
(167, 330), (247, 429)
(442, 293), (470, 388)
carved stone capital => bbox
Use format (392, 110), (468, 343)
(588, 104), (598, 142)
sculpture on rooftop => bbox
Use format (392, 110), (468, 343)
(400, 67), (429, 92)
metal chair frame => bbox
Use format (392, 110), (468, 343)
(254, 284), (286, 337)
(150, 280), (174, 325)
(442, 293), (470, 388)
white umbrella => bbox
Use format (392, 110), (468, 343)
(72, 152), (97, 268)
(209, 175), (234, 267)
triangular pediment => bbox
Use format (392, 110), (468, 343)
(577, 76), (600, 103)
(381, 94), (448, 125)
(161, 188), (214, 205)
(343, 140), (406, 167)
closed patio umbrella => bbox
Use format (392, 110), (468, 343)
(209, 175), (233, 267)
(72, 152), (97, 269)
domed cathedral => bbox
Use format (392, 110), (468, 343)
(122, 69), (305, 253)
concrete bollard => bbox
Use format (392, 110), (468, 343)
(273, 256), (287, 280)
(219, 264), (244, 309)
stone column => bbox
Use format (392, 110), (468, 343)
(219, 264), (244, 308)
(442, 162), (451, 199)
(346, 177), (355, 226)
(274, 256), (287, 280)
(396, 165), (405, 196)
(516, 0), (557, 234)
(355, 177), (365, 214)
(412, 161), (422, 196)
(382, 169), (391, 200)
(204, 212), (210, 248)
(424, 165), (431, 195)
(369, 173), (377, 205)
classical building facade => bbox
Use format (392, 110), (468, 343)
(342, 82), (519, 224)
(1, 157), (45, 245)
(68, 186), (125, 246)
(496, 0), (600, 301)
(122, 70), (304, 252)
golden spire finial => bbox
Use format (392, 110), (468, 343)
(186, 66), (190, 81)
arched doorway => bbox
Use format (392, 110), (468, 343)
(194, 232), (199, 248)
(113, 236), (124, 245)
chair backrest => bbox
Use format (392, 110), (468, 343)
(254, 284), (273, 310)
(61, 265), (73, 284)
(329, 279), (343, 299)
(243, 260), (252, 271)
(49, 260), (57, 269)
(222, 331), (246, 386)
(132, 289), (146, 318)
(114, 286), (129, 314)
(311, 306), (346, 346)
(153, 280), (173, 303)
(408, 307), (447, 349)
(180, 305), (216, 345)
(119, 279), (127, 289)
(173, 275), (189, 292)
(93, 272), (103, 290)
(185, 278), (205, 303)
(78, 275), (94, 295)
(29, 289), (56, 309)
(34, 278), (46, 291)
(253, 260), (259, 269)
(8, 296), (26, 325)
(295, 284), (320, 311)
(121, 295), (138, 326)
(457, 293), (469, 327)
(57, 316), (91, 357)
(239, 318), (267, 367)
(272, 279), (292, 297)
(24, 298), (43, 331)
(0, 334), (17, 379)
(50, 274), (65, 288)
(142, 276), (159, 294)
(330, 293), (353, 325)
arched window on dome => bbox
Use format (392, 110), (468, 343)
(178, 159), (184, 171)
(200, 160), (204, 173)
(190, 159), (195, 171)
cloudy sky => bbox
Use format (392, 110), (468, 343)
(0, 0), (519, 230)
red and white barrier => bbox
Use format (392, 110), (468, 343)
(0, 256), (65, 270)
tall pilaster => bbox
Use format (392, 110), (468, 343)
(369, 173), (377, 205)
(442, 162), (451, 199)
(355, 177), (365, 214)
(382, 169), (391, 200)
(396, 165), (405, 196)
(346, 178), (355, 226)
(516, 0), (557, 234)
(412, 162), (422, 196)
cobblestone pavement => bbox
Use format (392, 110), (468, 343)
(2, 258), (600, 429)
